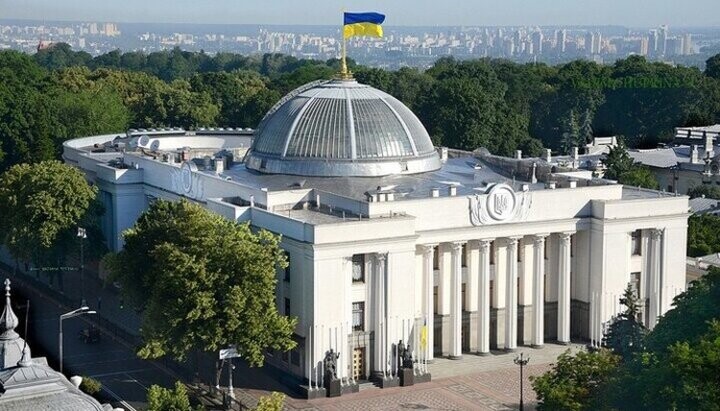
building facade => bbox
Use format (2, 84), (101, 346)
(64, 79), (689, 392)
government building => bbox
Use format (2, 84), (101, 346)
(63, 78), (689, 394)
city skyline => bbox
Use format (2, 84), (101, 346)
(3, 0), (720, 27)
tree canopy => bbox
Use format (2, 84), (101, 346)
(603, 285), (647, 362)
(0, 46), (717, 173)
(0, 161), (98, 263)
(533, 267), (720, 410)
(531, 349), (620, 411)
(146, 381), (200, 411)
(687, 214), (720, 257)
(104, 200), (296, 366)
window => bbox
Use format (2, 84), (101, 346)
(544, 239), (549, 260)
(490, 242), (496, 265)
(283, 251), (290, 282)
(291, 348), (300, 366)
(352, 254), (365, 283)
(433, 246), (439, 270)
(631, 230), (642, 256)
(630, 272), (641, 298)
(281, 350), (289, 363)
(433, 286), (438, 314)
(461, 244), (467, 267)
(490, 281), (494, 307)
(284, 298), (291, 316)
(462, 283), (466, 310)
(517, 239), (523, 262)
(352, 302), (365, 331)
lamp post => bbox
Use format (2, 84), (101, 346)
(77, 227), (87, 307)
(59, 306), (96, 373)
(514, 352), (530, 411)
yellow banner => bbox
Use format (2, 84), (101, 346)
(343, 22), (383, 39)
(420, 326), (428, 349)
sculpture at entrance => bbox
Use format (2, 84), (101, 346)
(323, 349), (341, 397)
(323, 349), (339, 380)
(397, 340), (414, 370)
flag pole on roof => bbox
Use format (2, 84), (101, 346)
(340, 11), (385, 80)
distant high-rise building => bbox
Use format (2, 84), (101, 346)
(514, 30), (522, 49)
(503, 37), (514, 56)
(102, 23), (119, 37)
(532, 30), (543, 55)
(88, 22), (98, 35)
(640, 37), (649, 56)
(649, 29), (659, 54)
(681, 33), (693, 55)
(666, 37), (682, 56)
(659, 25), (669, 55)
(560, 29), (567, 53)
(585, 31), (596, 54)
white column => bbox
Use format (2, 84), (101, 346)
(373, 253), (387, 377)
(420, 244), (436, 362)
(505, 238), (520, 351)
(477, 239), (492, 354)
(648, 229), (663, 328)
(557, 232), (573, 344)
(343, 256), (353, 383)
(532, 234), (548, 347)
(450, 242), (464, 359)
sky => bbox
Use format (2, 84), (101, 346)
(2, 0), (720, 27)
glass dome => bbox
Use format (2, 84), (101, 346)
(246, 79), (441, 177)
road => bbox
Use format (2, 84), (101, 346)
(8, 273), (179, 411)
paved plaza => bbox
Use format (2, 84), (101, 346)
(234, 343), (584, 411)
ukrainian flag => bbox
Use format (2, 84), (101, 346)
(343, 12), (385, 39)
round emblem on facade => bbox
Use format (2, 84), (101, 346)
(181, 161), (195, 193)
(485, 184), (517, 221)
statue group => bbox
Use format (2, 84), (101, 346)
(397, 340), (414, 370)
(322, 349), (341, 397)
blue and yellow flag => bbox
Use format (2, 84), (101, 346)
(343, 12), (385, 39)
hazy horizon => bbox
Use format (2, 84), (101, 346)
(2, 0), (720, 28)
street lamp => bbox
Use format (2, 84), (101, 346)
(514, 352), (530, 411)
(59, 306), (96, 373)
(77, 227), (87, 307)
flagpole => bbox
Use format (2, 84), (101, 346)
(341, 10), (349, 79)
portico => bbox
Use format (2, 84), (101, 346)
(416, 229), (576, 359)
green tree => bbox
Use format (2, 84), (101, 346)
(603, 284), (647, 362)
(146, 381), (201, 411)
(104, 200), (296, 366)
(687, 184), (720, 199)
(79, 376), (102, 396)
(531, 349), (620, 411)
(661, 321), (720, 409)
(646, 267), (720, 352)
(580, 109), (594, 147)
(34, 43), (92, 70)
(687, 214), (720, 257)
(0, 161), (98, 264)
(191, 70), (276, 127)
(606, 268), (720, 410)
(617, 166), (659, 189)
(601, 140), (634, 180)
(0, 51), (57, 171)
(253, 392), (286, 411)
(50, 86), (131, 140)
(706, 53), (720, 80)
(561, 110), (581, 154)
